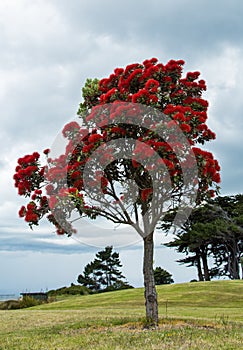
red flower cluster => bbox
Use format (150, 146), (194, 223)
(87, 58), (215, 145)
(24, 202), (39, 223)
(192, 147), (221, 185)
(14, 56), (221, 236)
(18, 191), (49, 226)
(88, 133), (103, 143)
(62, 121), (80, 139)
(13, 152), (44, 196)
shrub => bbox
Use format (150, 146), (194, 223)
(47, 284), (91, 297)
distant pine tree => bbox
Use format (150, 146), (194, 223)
(153, 267), (174, 285)
(77, 246), (132, 292)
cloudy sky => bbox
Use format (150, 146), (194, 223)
(1, 0), (243, 294)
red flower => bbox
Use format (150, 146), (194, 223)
(197, 124), (206, 131)
(68, 187), (78, 195)
(149, 95), (159, 103)
(209, 190), (215, 198)
(162, 159), (174, 170)
(43, 148), (50, 155)
(49, 196), (58, 209)
(62, 121), (80, 137)
(57, 228), (65, 235)
(100, 176), (109, 193)
(27, 202), (36, 210)
(180, 123), (191, 133)
(21, 165), (38, 177)
(88, 134), (103, 143)
(25, 211), (38, 223)
(70, 170), (81, 179)
(40, 196), (48, 207)
(214, 160), (220, 171)
(46, 184), (54, 195)
(186, 71), (200, 81)
(132, 159), (140, 168)
(173, 113), (186, 122)
(153, 142), (170, 152)
(145, 79), (160, 91)
(82, 144), (94, 153)
(212, 173), (221, 183)
(141, 188), (153, 202)
(198, 80), (206, 90)
(100, 87), (118, 103)
(143, 58), (158, 68)
(73, 179), (84, 190)
(17, 152), (40, 166)
(110, 126), (126, 135)
(114, 68), (124, 76)
(132, 89), (150, 103)
(18, 206), (26, 218)
(124, 63), (141, 75)
(17, 182), (28, 195)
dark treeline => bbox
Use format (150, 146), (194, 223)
(161, 194), (243, 281)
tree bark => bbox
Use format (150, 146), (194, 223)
(143, 232), (158, 326)
(201, 249), (210, 281)
(195, 250), (204, 281)
(227, 242), (240, 279)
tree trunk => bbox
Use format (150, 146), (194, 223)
(143, 232), (158, 327)
(227, 242), (240, 279)
(230, 253), (240, 279)
(232, 241), (240, 279)
(201, 249), (210, 281)
(195, 250), (204, 281)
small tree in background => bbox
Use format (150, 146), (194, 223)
(14, 57), (220, 326)
(153, 267), (174, 285)
(77, 261), (100, 292)
(77, 246), (131, 292)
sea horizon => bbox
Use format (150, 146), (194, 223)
(0, 293), (19, 301)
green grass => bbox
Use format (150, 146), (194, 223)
(0, 280), (243, 349)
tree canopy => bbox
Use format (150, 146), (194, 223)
(13, 57), (220, 325)
(164, 195), (243, 281)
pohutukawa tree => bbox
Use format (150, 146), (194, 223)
(14, 57), (220, 326)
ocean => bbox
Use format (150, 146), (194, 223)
(0, 294), (19, 301)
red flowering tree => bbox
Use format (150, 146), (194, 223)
(14, 58), (220, 326)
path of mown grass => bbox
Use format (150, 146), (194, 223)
(0, 280), (243, 349)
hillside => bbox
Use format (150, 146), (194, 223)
(1, 280), (243, 349)
(35, 280), (243, 322)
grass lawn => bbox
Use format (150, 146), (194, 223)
(0, 280), (243, 349)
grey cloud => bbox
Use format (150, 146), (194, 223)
(206, 142), (243, 196)
(0, 229), (93, 254)
(0, 0), (243, 290)
(51, 0), (243, 59)
(0, 226), (144, 254)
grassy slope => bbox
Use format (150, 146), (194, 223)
(0, 280), (243, 349)
(36, 280), (243, 321)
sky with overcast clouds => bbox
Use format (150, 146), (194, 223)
(0, 0), (243, 294)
